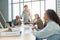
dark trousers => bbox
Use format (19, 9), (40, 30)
(36, 37), (43, 40)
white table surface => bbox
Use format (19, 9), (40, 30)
(0, 24), (36, 40)
(0, 33), (36, 40)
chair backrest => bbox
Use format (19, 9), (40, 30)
(0, 11), (6, 28)
(6, 22), (12, 27)
(47, 34), (60, 40)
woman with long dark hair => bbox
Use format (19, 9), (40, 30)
(32, 9), (60, 40)
(45, 9), (60, 26)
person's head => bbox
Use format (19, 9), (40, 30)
(16, 15), (20, 20)
(35, 14), (40, 19)
(24, 5), (28, 10)
(44, 9), (60, 26)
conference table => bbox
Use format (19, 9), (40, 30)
(0, 24), (36, 40)
(0, 34), (35, 40)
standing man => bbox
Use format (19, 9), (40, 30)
(22, 5), (31, 24)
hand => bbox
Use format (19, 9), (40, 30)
(32, 26), (38, 30)
(24, 22), (30, 24)
(32, 26), (36, 30)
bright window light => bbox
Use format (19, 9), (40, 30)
(13, 4), (19, 19)
(41, 1), (45, 21)
(9, 0), (57, 21)
(13, 0), (19, 3)
(8, 0), (12, 21)
(24, 0), (31, 1)
(32, 1), (40, 19)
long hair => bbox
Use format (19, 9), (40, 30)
(46, 9), (60, 26)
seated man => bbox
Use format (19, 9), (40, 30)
(12, 15), (22, 27)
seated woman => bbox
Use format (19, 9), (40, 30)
(32, 14), (44, 40)
(29, 14), (44, 30)
(12, 15), (22, 27)
(32, 9), (60, 40)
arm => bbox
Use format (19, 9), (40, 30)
(32, 22), (56, 38)
(28, 9), (32, 21)
(22, 11), (24, 18)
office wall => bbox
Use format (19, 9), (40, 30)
(0, 0), (2, 11)
(0, 0), (8, 21)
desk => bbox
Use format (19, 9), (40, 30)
(0, 24), (36, 40)
(0, 33), (36, 40)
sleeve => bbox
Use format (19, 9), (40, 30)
(21, 11), (25, 20)
(22, 11), (24, 17)
(33, 19), (37, 25)
(32, 22), (55, 38)
(28, 11), (32, 21)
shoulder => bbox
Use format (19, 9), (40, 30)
(48, 20), (59, 26)
(47, 20), (59, 29)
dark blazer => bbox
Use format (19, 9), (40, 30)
(34, 18), (44, 29)
(12, 19), (21, 26)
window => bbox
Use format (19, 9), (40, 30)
(46, 0), (56, 11)
(8, 0), (45, 21)
(20, 3), (24, 15)
(13, 0), (19, 3)
(41, 1), (45, 21)
(13, 4), (19, 19)
(24, 0), (31, 2)
(8, 0), (12, 21)
(8, 0), (56, 24)
(32, 1), (41, 19)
